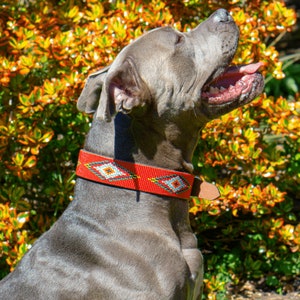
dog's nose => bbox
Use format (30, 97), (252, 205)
(213, 9), (233, 23)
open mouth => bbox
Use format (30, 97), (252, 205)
(201, 62), (263, 105)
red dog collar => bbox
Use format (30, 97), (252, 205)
(76, 149), (195, 199)
(76, 149), (220, 200)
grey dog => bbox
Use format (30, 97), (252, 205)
(0, 9), (264, 300)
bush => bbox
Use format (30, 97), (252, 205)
(0, 0), (299, 298)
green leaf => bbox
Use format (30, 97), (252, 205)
(10, 186), (25, 203)
(266, 275), (279, 287)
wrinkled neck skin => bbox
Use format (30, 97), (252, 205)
(84, 112), (204, 173)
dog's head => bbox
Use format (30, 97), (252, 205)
(78, 9), (264, 126)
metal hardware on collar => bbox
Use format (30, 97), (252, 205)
(76, 149), (220, 200)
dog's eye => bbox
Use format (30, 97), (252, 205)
(175, 35), (184, 45)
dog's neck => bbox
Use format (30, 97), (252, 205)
(84, 113), (200, 173)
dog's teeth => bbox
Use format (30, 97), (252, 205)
(209, 87), (219, 94)
(220, 87), (226, 92)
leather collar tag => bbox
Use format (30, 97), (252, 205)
(191, 177), (220, 200)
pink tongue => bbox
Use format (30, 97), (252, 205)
(239, 62), (263, 74)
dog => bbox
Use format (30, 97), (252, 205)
(0, 8), (264, 300)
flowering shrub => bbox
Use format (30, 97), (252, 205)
(0, 204), (30, 276)
(0, 0), (298, 298)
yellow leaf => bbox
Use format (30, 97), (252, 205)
(44, 80), (55, 95)
(20, 55), (34, 68)
(40, 131), (54, 143)
(67, 6), (79, 19)
(13, 153), (25, 167)
(24, 156), (37, 169)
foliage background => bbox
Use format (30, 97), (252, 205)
(0, 0), (299, 298)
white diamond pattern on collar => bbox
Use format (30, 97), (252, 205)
(85, 161), (136, 181)
(150, 174), (190, 194)
(163, 176), (187, 193)
(95, 163), (126, 179)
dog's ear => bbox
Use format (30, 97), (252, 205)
(77, 66), (110, 115)
(96, 58), (150, 122)
(78, 59), (149, 122)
